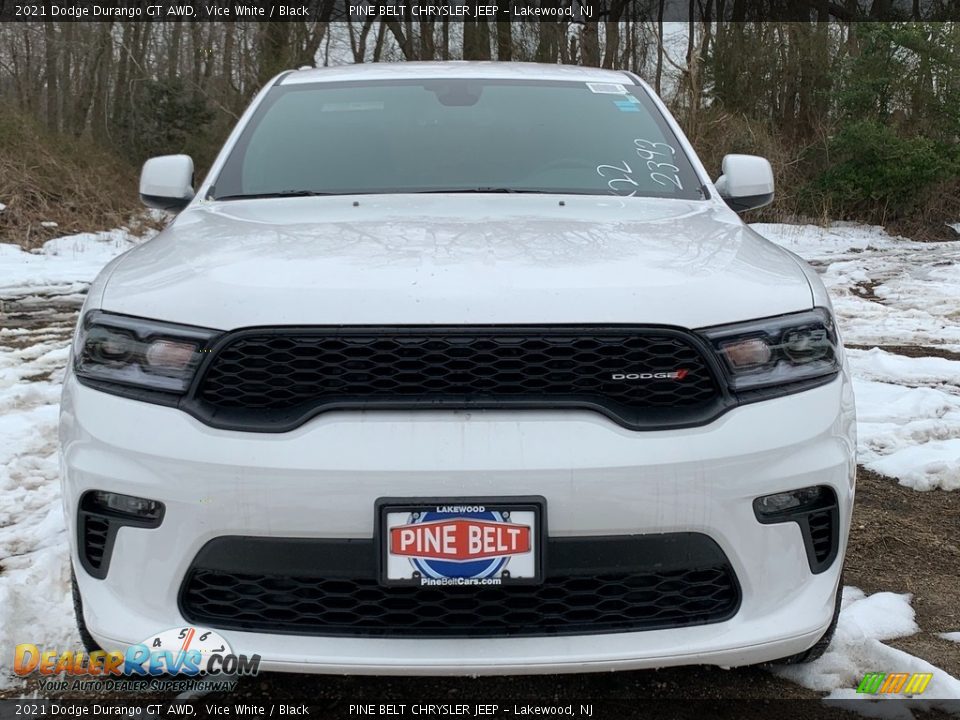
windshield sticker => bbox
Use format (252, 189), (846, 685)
(587, 82), (628, 95)
(614, 95), (642, 112)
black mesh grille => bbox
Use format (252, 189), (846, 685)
(178, 534), (740, 638)
(181, 566), (739, 638)
(807, 509), (835, 565)
(81, 515), (110, 571)
(189, 327), (724, 431)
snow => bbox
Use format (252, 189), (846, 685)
(846, 350), (960, 491)
(1, 220), (959, 698)
(777, 588), (960, 713)
(0, 202), (6, 212)
(754, 222), (960, 353)
(755, 223), (960, 492)
(40, 221), (58, 229)
(0, 366), (78, 690)
(0, 229), (148, 691)
(0, 229), (143, 297)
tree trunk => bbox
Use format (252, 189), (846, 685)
(90, 22), (114, 143)
(43, 23), (59, 133)
(463, 21), (491, 60)
(536, 19), (562, 62)
(256, 23), (291, 86)
(496, 4), (512, 61)
(419, 22), (436, 60)
(580, 21), (600, 67)
(169, 23), (182, 80)
(655, 4), (664, 94)
(373, 21), (388, 62)
(601, 0), (624, 68)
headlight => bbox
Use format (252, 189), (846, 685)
(700, 308), (840, 392)
(74, 311), (219, 394)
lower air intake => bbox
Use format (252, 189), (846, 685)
(179, 534), (741, 637)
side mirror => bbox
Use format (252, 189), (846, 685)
(714, 154), (774, 213)
(139, 155), (195, 212)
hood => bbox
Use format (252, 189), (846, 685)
(100, 195), (813, 330)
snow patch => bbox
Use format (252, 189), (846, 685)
(0, 228), (151, 295)
(939, 632), (960, 643)
(848, 349), (960, 491)
(775, 588), (960, 711)
(754, 222), (960, 354)
(0, 226), (151, 690)
(0, 372), (78, 691)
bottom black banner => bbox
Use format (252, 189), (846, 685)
(1, 699), (959, 720)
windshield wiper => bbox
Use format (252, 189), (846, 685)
(216, 188), (560, 200)
(411, 187), (550, 194)
(215, 190), (339, 201)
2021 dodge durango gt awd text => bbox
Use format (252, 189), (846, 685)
(61, 62), (855, 675)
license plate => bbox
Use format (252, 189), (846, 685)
(377, 497), (545, 587)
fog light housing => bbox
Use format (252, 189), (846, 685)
(78, 491), (165, 579)
(753, 486), (839, 574)
(88, 490), (163, 521)
(754, 486), (825, 516)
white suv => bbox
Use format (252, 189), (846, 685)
(61, 62), (855, 676)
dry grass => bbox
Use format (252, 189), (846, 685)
(886, 176), (960, 242)
(0, 112), (148, 250)
(684, 108), (960, 238)
(685, 107), (816, 224)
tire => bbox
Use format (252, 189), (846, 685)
(767, 571), (843, 665)
(71, 567), (104, 654)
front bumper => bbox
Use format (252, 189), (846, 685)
(60, 370), (855, 675)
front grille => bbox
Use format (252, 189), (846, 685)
(188, 326), (726, 432)
(179, 534), (740, 638)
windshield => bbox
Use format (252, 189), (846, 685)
(212, 78), (704, 200)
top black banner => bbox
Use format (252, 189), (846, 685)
(0, 0), (957, 22)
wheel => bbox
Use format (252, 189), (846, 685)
(71, 567), (103, 653)
(767, 571), (843, 665)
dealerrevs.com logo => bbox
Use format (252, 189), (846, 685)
(14, 627), (260, 692)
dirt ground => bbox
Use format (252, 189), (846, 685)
(846, 468), (960, 678)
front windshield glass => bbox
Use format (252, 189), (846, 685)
(212, 78), (703, 200)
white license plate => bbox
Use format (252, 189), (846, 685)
(378, 498), (544, 587)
